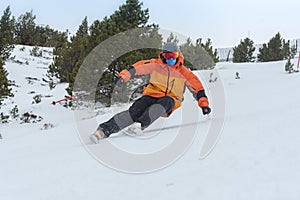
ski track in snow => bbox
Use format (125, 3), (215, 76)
(1, 45), (300, 200)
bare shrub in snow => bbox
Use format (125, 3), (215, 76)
(41, 123), (55, 130)
(32, 95), (42, 104)
(30, 46), (43, 57)
(20, 112), (43, 123)
(10, 105), (19, 118)
(0, 112), (9, 123)
(209, 72), (218, 83)
(19, 46), (25, 51)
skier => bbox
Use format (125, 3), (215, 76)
(90, 42), (211, 143)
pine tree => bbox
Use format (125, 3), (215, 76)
(281, 39), (297, 59)
(196, 38), (219, 63)
(268, 33), (283, 61)
(285, 57), (294, 73)
(281, 39), (290, 59)
(180, 38), (215, 70)
(48, 17), (89, 82)
(257, 43), (269, 62)
(233, 38), (256, 62)
(0, 59), (12, 105)
(180, 38), (197, 70)
(15, 10), (37, 45)
(0, 6), (15, 61)
(51, 0), (151, 84)
(9, 9), (68, 48)
(166, 32), (179, 43)
(290, 42), (298, 58)
(48, 0), (160, 105)
(34, 25), (68, 48)
(257, 32), (297, 62)
(258, 33), (297, 62)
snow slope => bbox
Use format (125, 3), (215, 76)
(1, 45), (300, 200)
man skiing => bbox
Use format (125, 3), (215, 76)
(90, 42), (211, 143)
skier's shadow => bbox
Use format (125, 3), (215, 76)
(134, 120), (208, 139)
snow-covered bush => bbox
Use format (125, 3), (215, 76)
(20, 112), (43, 123)
(41, 123), (55, 130)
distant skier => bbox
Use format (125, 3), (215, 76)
(90, 42), (211, 143)
(235, 72), (240, 79)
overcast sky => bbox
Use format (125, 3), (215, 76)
(1, 0), (299, 48)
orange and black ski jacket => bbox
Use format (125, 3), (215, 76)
(125, 52), (209, 113)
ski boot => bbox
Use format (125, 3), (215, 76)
(90, 128), (106, 144)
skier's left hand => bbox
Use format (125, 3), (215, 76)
(198, 96), (210, 115)
(202, 106), (211, 115)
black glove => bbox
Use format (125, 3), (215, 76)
(202, 106), (211, 115)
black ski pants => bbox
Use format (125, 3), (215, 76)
(98, 96), (175, 137)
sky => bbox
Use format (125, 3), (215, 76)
(1, 0), (300, 48)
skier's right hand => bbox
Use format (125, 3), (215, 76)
(118, 70), (131, 82)
(115, 70), (131, 85)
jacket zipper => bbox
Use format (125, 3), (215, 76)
(165, 66), (171, 95)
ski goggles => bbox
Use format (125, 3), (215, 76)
(163, 52), (179, 59)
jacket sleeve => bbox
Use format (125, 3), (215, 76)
(131, 59), (159, 76)
(181, 67), (209, 107)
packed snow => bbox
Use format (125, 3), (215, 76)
(1, 45), (300, 200)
